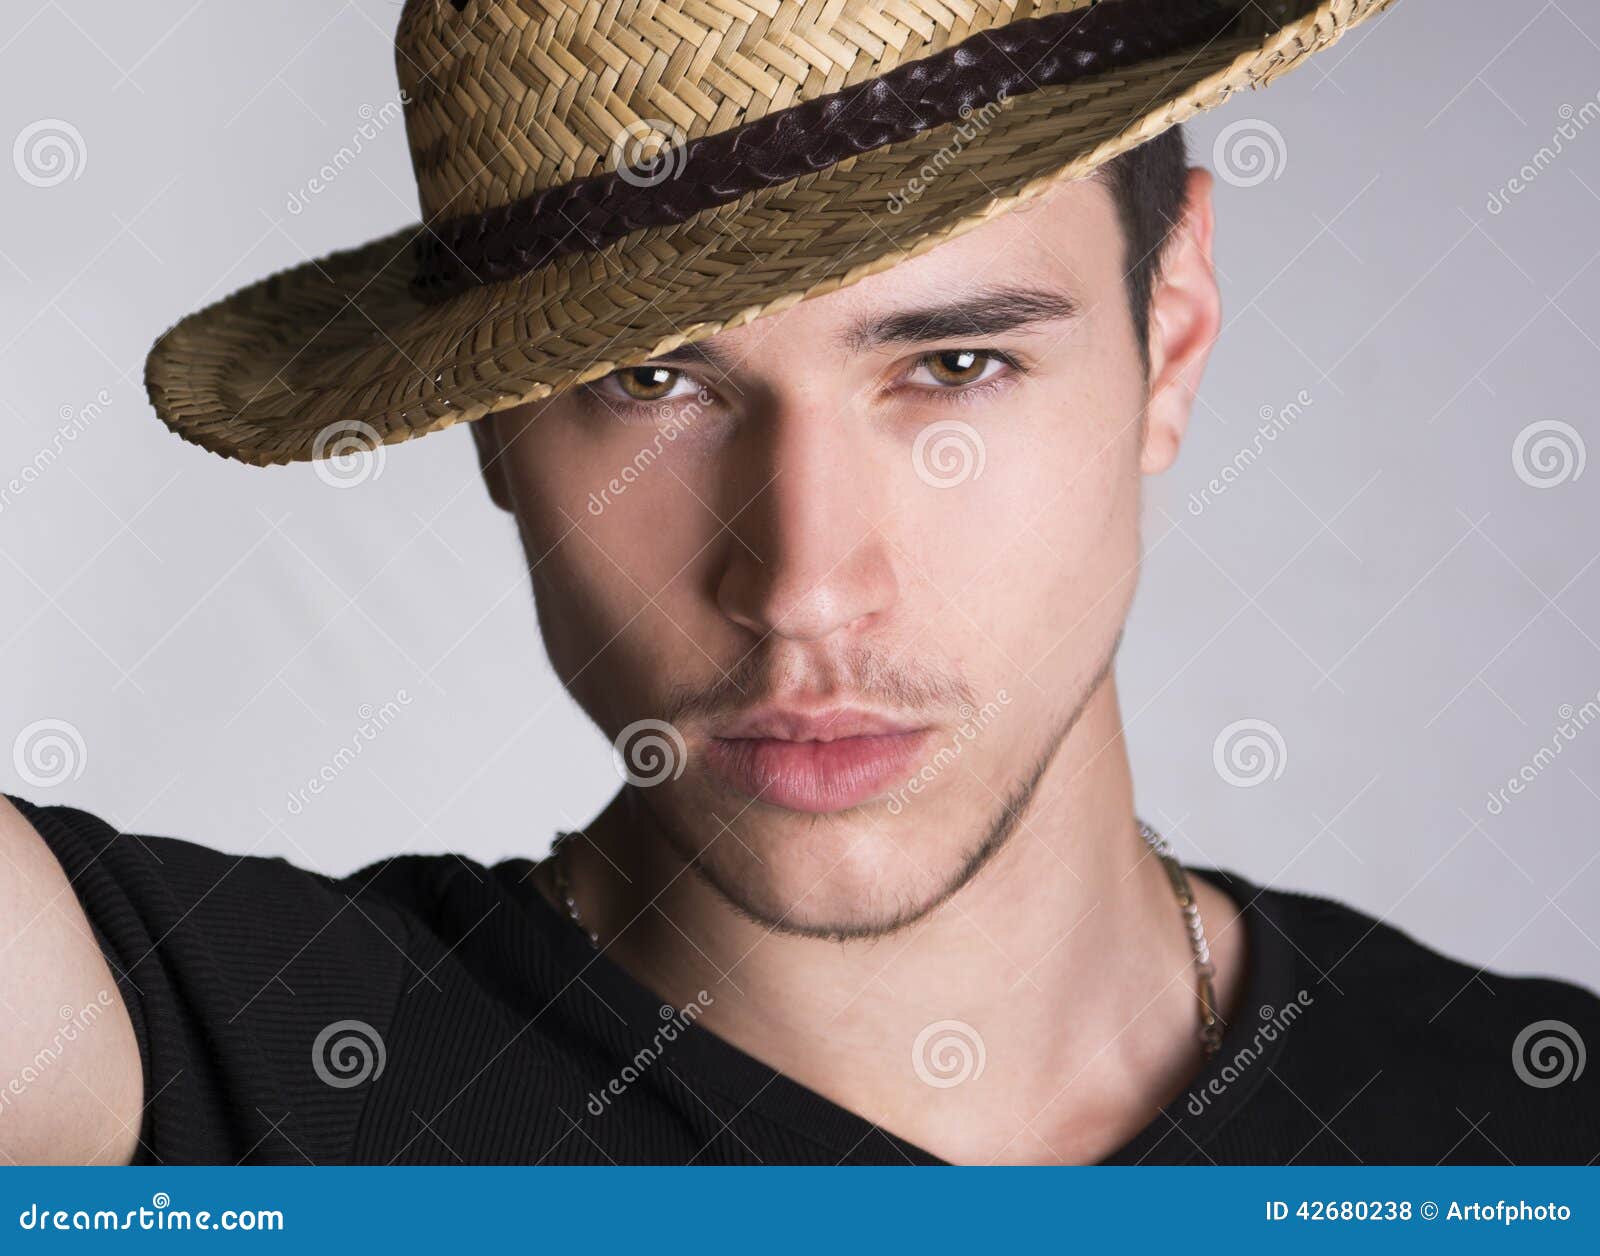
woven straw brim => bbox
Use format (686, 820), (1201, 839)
(145, 0), (1394, 466)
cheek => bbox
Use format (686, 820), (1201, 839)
(499, 419), (711, 711)
(504, 404), (718, 560)
(1021, 332), (1149, 564)
(897, 372), (1145, 674)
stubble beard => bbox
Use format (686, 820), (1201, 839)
(628, 640), (1122, 942)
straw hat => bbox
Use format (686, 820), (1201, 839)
(143, 0), (1399, 466)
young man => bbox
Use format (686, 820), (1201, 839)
(6, 0), (1598, 1165)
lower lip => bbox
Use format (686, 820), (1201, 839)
(703, 730), (932, 814)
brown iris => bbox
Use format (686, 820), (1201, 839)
(614, 365), (680, 401)
(922, 350), (991, 386)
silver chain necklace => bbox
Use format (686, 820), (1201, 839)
(550, 830), (598, 948)
(1137, 818), (1223, 1059)
(548, 817), (1222, 1059)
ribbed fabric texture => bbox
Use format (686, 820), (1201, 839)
(12, 792), (1599, 1165)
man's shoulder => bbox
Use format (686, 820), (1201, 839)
(4, 793), (470, 1002)
(1249, 874), (1600, 1045)
(7, 793), (499, 1162)
(1223, 870), (1600, 1161)
(11, 793), (473, 919)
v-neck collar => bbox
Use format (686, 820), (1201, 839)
(490, 857), (1295, 1165)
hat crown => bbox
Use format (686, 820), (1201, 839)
(149, 0), (1389, 464)
(396, 0), (1103, 224)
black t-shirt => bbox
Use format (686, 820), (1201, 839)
(12, 792), (1600, 1165)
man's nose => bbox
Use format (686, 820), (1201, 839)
(714, 398), (899, 644)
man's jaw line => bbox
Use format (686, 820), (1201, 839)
(631, 651), (1117, 944)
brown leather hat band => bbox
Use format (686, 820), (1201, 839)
(410, 0), (1255, 303)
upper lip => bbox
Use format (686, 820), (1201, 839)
(712, 705), (928, 743)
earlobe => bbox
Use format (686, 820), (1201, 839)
(1139, 167), (1221, 478)
(1140, 383), (1191, 476)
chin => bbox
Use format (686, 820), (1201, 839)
(678, 798), (982, 939)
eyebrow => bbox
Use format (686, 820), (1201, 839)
(645, 341), (724, 369)
(632, 282), (1081, 375)
(836, 284), (1081, 355)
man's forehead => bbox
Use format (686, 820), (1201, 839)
(663, 176), (1106, 364)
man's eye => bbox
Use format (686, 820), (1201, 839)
(596, 365), (695, 403)
(907, 350), (1011, 388)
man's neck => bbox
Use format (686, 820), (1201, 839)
(553, 675), (1246, 1164)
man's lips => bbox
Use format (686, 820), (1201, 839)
(712, 707), (923, 743)
(702, 707), (932, 813)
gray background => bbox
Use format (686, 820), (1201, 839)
(3, 2), (1597, 989)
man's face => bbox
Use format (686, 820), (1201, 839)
(475, 169), (1216, 936)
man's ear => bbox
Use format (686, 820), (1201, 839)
(470, 413), (514, 513)
(1140, 166), (1221, 476)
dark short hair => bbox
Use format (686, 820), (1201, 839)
(1091, 123), (1192, 377)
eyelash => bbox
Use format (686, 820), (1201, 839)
(580, 349), (1028, 419)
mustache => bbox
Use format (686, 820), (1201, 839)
(658, 644), (978, 726)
